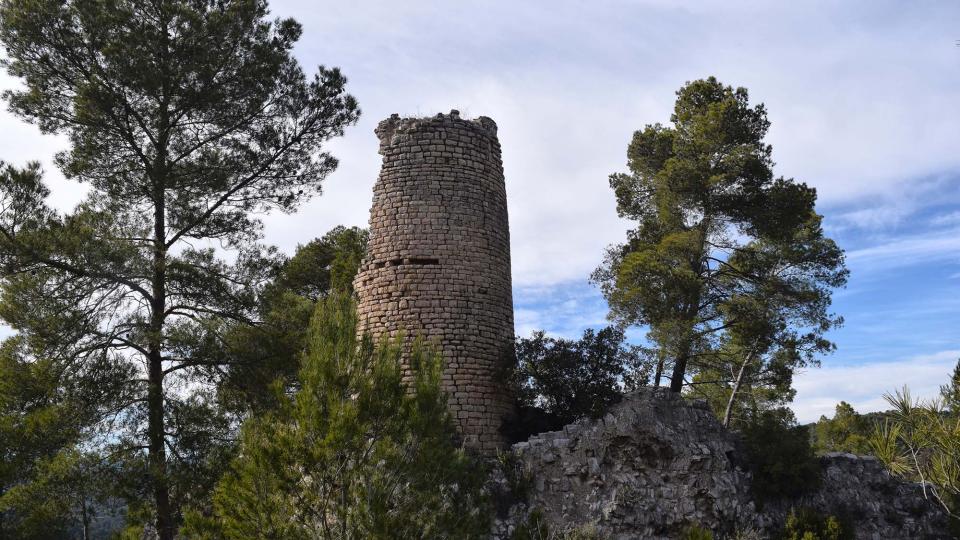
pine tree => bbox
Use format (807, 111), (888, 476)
(186, 293), (491, 539)
(0, 1), (359, 536)
(217, 226), (368, 415)
(592, 77), (848, 394)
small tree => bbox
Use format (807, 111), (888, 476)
(741, 408), (821, 503)
(592, 77), (847, 394)
(811, 401), (873, 455)
(510, 327), (649, 435)
(0, 334), (130, 538)
(689, 341), (798, 428)
(217, 226), (368, 415)
(187, 293), (491, 539)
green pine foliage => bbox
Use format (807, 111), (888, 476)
(0, 0), (359, 535)
(868, 386), (960, 521)
(592, 77), (847, 398)
(217, 226), (368, 415)
(185, 293), (491, 539)
(0, 333), (130, 537)
(942, 359), (960, 413)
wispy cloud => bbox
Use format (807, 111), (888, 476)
(2, 0), (959, 421)
(846, 228), (960, 270)
(931, 211), (960, 227)
(792, 349), (959, 423)
(514, 281), (611, 339)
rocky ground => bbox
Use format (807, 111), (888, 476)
(492, 388), (950, 539)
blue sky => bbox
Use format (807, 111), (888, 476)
(1, 0), (959, 422)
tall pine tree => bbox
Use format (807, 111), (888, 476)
(592, 77), (847, 394)
(0, 1), (359, 536)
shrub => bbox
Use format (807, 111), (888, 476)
(506, 327), (649, 441)
(497, 450), (535, 502)
(782, 507), (852, 540)
(511, 509), (550, 540)
(741, 408), (822, 503)
(187, 293), (490, 539)
(682, 524), (714, 540)
(869, 386), (960, 522)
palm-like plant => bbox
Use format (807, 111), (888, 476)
(869, 386), (960, 517)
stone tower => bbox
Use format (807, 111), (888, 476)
(353, 110), (515, 454)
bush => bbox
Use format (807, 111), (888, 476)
(741, 408), (821, 503)
(782, 507), (852, 540)
(682, 524), (714, 540)
(811, 401), (874, 455)
(510, 513), (604, 540)
(506, 327), (649, 441)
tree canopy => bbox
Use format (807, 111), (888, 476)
(511, 327), (648, 427)
(592, 77), (848, 403)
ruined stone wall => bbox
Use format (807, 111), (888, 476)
(495, 389), (950, 539)
(353, 111), (515, 454)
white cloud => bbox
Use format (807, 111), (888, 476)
(513, 282), (611, 339)
(3, 1), (959, 288)
(791, 349), (959, 423)
(264, 0), (960, 286)
(931, 211), (960, 227)
(846, 227), (960, 270)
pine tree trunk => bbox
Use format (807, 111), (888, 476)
(669, 327), (697, 393)
(149, 171), (173, 540)
(653, 352), (664, 388)
(723, 353), (752, 428)
(671, 223), (710, 393)
(669, 350), (688, 392)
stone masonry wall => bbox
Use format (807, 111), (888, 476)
(497, 389), (950, 539)
(353, 111), (515, 454)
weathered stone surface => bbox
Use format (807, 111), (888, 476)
(760, 453), (952, 540)
(497, 389), (950, 539)
(354, 111), (514, 454)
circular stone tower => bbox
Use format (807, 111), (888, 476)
(354, 110), (515, 454)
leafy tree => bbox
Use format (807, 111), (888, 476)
(217, 226), (367, 415)
(869, 387), (960, 519)
(508, 327), (649, 439)
(811, 401), (873, 455)
(592, 77), (847, 395)
(0, 448), (113, 540)
(741, 408), (821, 503)
(185, 293), (491, 539)
(0, 0), (360, 535)
(689, 341), (797, 428)
(0, 333), (130, 538)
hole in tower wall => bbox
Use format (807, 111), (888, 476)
(371, 258), (441, 269)
(406, 257), (440, 266)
